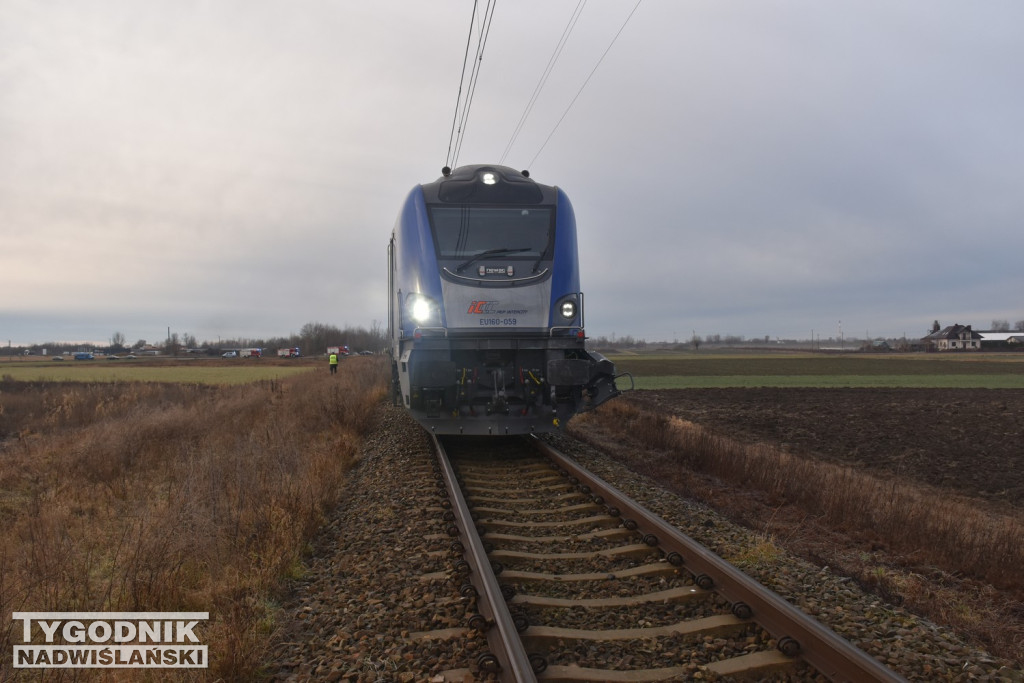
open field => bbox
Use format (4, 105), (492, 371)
(608, 352), (1024, 388)
(0, 357), (321, 384)
(0, 357), (390, 679)
(627, 387), (1024, 512)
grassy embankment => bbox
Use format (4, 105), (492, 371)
(609, 352), (1024, 389)
(575, 351), (1024, 662)
(0, 357), (389, 680)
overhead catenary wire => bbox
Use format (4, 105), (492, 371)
(498, 0), (588, 165)
(452, 0), (497, 168)
(444, 1), (479, 171)
(528, 0), (643, 169)
(445, 0), (498, 171)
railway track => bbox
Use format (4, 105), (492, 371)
(429, 434), (907, 682)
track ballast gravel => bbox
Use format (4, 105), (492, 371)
(266, 405), (1022, 681)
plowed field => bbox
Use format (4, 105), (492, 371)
(628, 387), (1024, 508)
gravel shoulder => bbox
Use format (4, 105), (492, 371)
(267, 406), (491, 682)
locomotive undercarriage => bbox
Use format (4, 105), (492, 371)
(395, 336), (619, 435)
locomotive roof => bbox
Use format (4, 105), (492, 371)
(421, 164), (557, 205)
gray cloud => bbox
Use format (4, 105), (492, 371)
(2, 1), (1022, 345)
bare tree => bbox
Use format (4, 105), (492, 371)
(110, 331), (126, 350)
(300, 321), (342, 355)
(991, 319), (1011, 332)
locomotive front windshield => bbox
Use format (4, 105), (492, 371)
(428, 206), (553, 260)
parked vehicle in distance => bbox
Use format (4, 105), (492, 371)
(73, 352), (94, 360)
(222, 351), (238, 358)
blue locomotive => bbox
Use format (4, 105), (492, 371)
(387, 164), (622, 435)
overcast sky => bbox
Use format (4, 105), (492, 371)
(2, 0), (1022, 347)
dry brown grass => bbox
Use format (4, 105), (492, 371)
(0, 358), (388, 680)
(570, 400), (1024, 662)
(576, 400), (1024, 589)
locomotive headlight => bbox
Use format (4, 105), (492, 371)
(412, 298), (432, 322)
(407, 292), (438, 324)
(560, 300), (577, 319)
(481, 172), (497, 185)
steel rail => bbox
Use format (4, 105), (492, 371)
(531, 435), (908, 683)
(431, 434), (538, 683)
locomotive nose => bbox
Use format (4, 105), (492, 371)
(390, 164), (621, 435)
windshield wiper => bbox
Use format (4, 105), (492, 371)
(455, 247), (530, 273)
(531, 247), (551, 273)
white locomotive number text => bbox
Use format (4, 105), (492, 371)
(479, 318), (517, 326)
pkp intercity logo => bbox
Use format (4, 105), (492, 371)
(467, 300), (497, 314)
(13, 612), (209, 669)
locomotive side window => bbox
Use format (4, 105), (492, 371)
(428, 206), (553, 260)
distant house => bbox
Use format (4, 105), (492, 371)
(922, 324), (982, 351)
